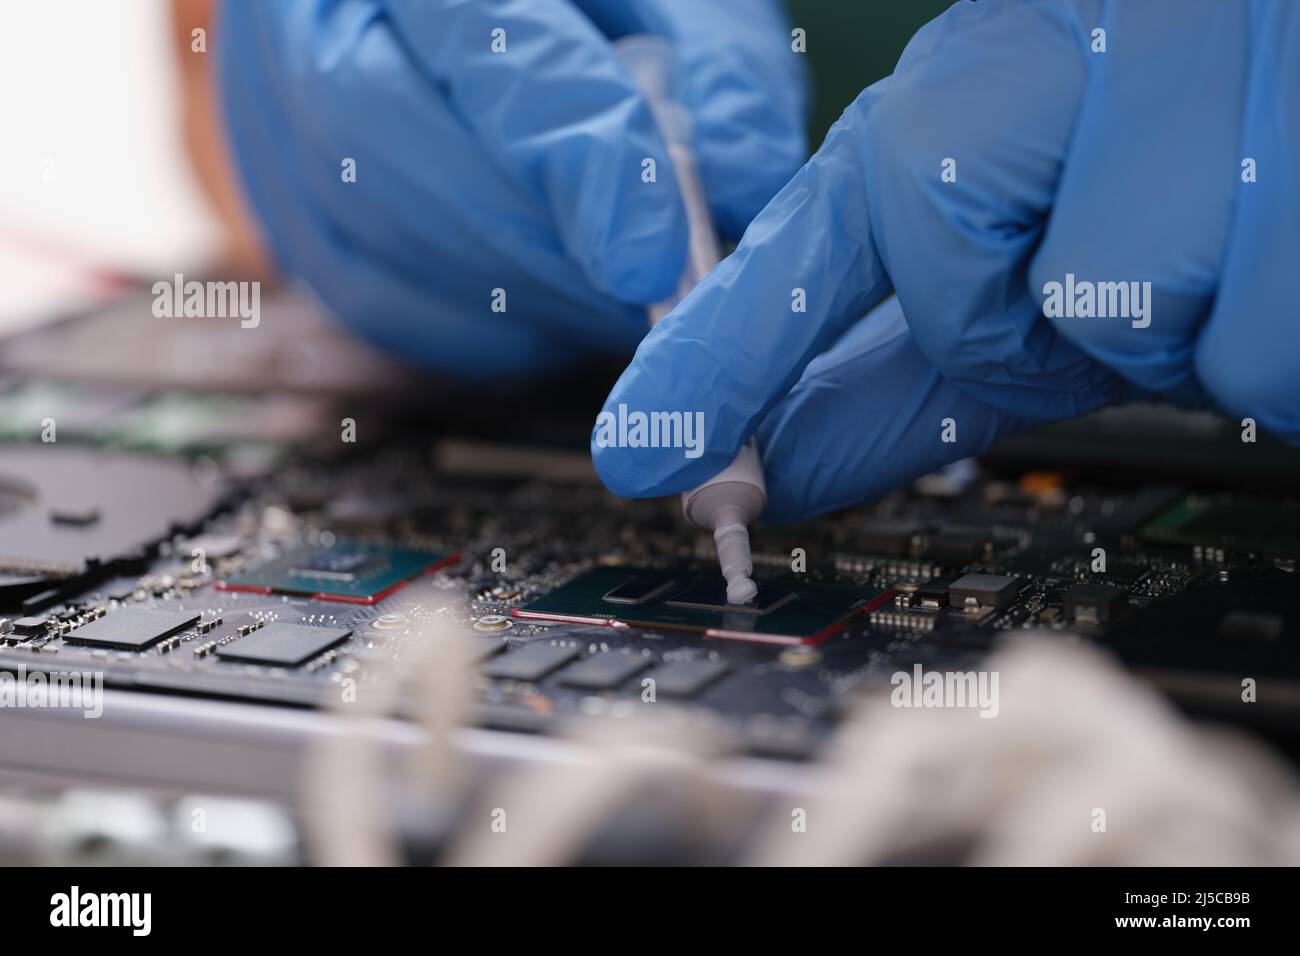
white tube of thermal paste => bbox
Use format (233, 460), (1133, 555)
(617, 36), (766, 605)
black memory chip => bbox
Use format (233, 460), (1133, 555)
(64, 608), (200, 650)
(215, 622), (352, 667)
(482, 643), (580, 682)
(857, 519), (922, 557)
(647, 659), (731, 698)
(558, 652), (651, 690)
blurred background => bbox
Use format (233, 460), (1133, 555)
(0, 0), (951, 332)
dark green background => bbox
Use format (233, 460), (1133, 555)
(784, 0), (955, 147)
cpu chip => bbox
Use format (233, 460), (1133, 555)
(219, 541), (458, 604)
(515, 566), (890, 646)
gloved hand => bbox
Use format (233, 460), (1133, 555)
(594, 0), (1300, 522)
(217, 0), (806, 377)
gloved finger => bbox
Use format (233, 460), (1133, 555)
(592, 102), (894, 499)
(1194, 5), (1300, 442)
(865, 0), (1115, 421)
(1029, 1), (1246, 404)
(219, 0), (647, 360)
(574, 0), (809, 238)
(756, 298), (1032, 523)
(382, 0), (688, 303)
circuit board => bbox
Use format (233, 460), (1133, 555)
(2, 450), (1297, 758)
(2, 364), (1299, 760)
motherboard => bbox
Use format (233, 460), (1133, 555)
(2, 393), (1298, 761)
(2, 291), (1298, 762)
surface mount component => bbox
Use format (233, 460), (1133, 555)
(515, 566), (890, 646)
(948, 573), (1022, 610)
(912, 575), (959, 609)
(1063, 583), (1128, 624)
(215, 622), (352, 667)
(219, 541), (458, 604)
(63, 608), (200, 650)
(557, 652), (651, 690)
(482, 643), (581, 682)
(857, 519), (922, 557)
(1143, 495), (1300, 557)
(646, 659), (731, 698)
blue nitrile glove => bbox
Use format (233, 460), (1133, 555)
(217, 0), (806, 377)
(594, 0), (1300, 522)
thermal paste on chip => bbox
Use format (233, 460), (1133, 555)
(664, 581), (796, 615)
(63, 608), (200, 650)
(215, 622), (352, 667)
